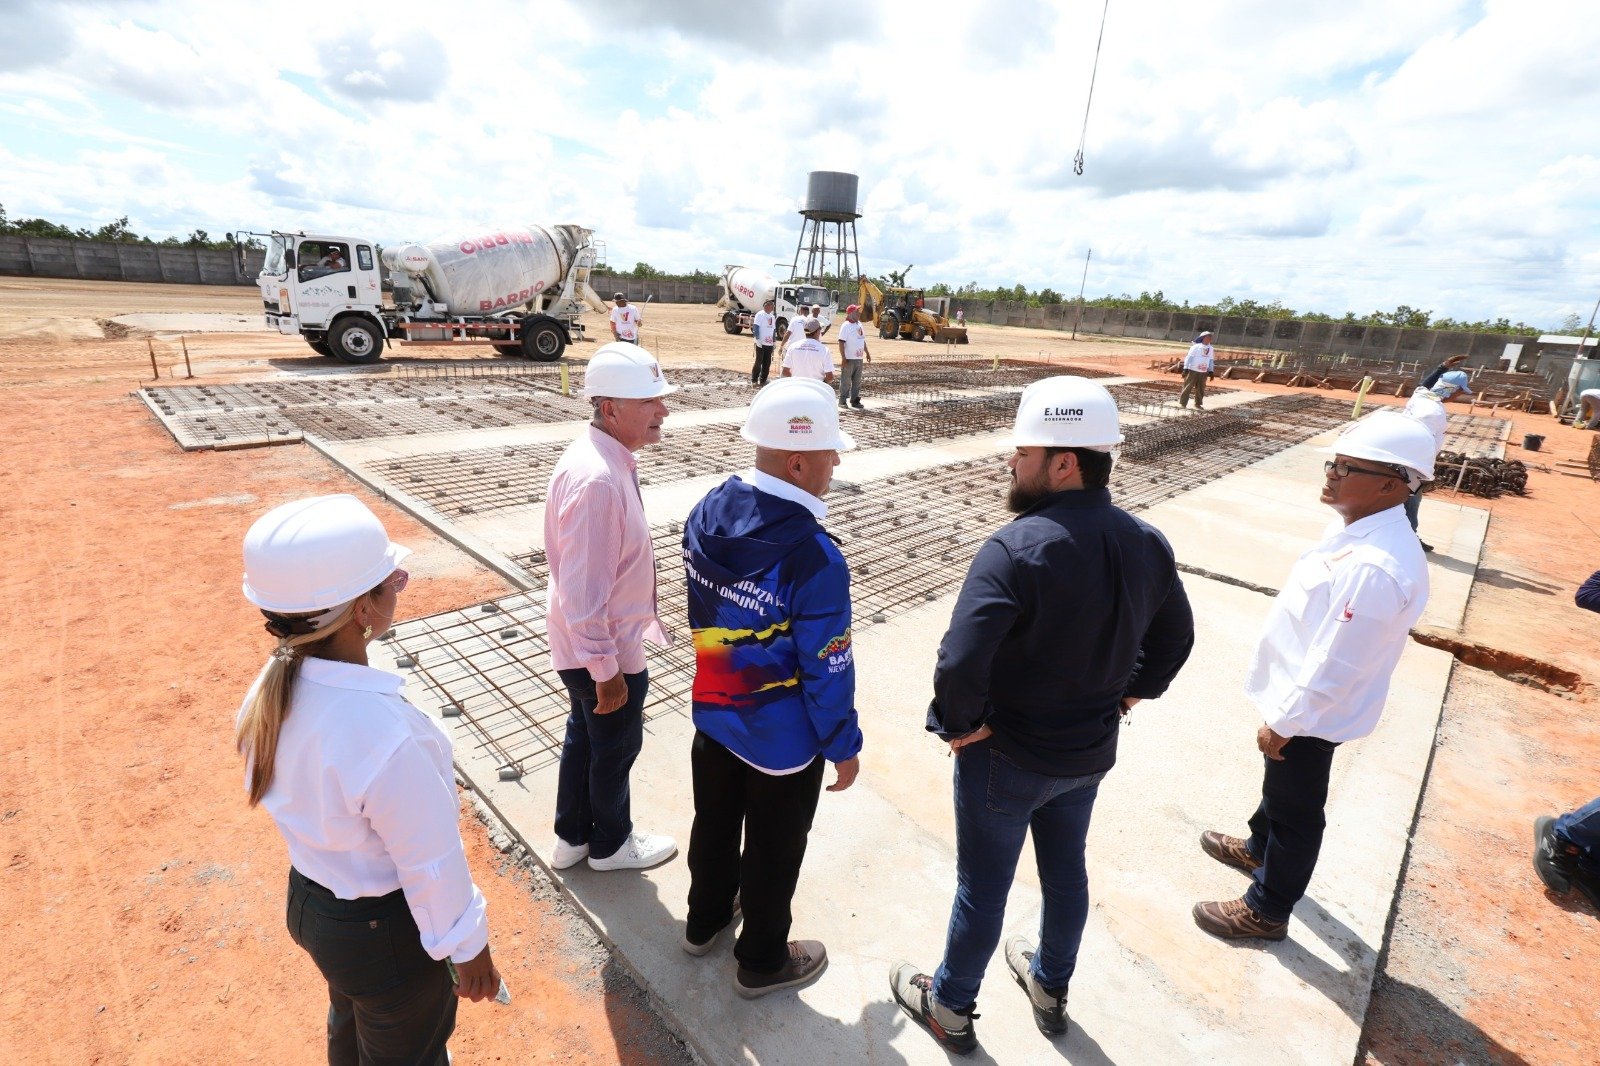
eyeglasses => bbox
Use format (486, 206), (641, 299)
(1324, 460), (1403, 482)
(379, 568), (410, 595)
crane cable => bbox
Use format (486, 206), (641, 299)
(1074, 0), (1110, 176)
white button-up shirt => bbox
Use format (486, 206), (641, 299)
(1246, 505), (1429, 742)
(782, 337), (835, 380)
(1183, 342), (1214, 373)
(242, 657), (489, 963)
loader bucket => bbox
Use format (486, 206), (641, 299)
(933, 326), (968, 344)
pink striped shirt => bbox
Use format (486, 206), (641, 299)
(544, 425), (669, 680)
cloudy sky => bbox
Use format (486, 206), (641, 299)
(1, 0), (1597, 324)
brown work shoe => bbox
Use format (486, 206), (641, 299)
(734, 940), (828, 999)
(1193, 897), (1288, 941)
(1200, 830), (1261, 874)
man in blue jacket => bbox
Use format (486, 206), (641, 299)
(892, 376), (1195, 1054)
(680, 377), (863, 999)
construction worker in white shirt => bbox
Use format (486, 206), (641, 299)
(1193, 410), (1438, 941)
(781, 317), (836, 384)
(610, 293), (642, 344)
(236, 494), (501, 1064)
(1178, 331), (1215, 409)
(751, 298), (778, 386)
(835, 304), (871, 409)
(783, 305), (812, 355)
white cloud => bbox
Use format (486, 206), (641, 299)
(0, 0), (1595, 326)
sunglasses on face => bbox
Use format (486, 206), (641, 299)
(1323, 460), (1403, 482)
(379, 568), (410, 595)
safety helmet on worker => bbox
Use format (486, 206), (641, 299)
(1402, 387), (1448, 450)
(242, 494), (410, 614)
(1327, 409), (1438, 487)
(740, 378), (857, 452)
(1010, 375), (1124, 451)
(1433, 369), (1472, 396)
(582, 342), (677, 400)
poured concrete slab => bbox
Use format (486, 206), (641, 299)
(368, 426), (1484, 1065)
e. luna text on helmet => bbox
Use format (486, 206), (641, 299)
(1043, 407), (1086, 419)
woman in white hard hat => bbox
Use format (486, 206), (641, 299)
(236, 493), (500, 1065)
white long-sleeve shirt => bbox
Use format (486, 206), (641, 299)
(1246, 506), (1429, 743)
(243, 657), (489, 963)
(1183, 343), (1214, 373)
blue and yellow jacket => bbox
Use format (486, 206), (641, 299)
(682, 476), (862, 772)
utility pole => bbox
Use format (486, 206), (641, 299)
(1071, 248), (1091, 340)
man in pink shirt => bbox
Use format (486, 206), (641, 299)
(544, 343), (678, 872)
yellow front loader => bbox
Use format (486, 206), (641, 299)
(856, 276), (968, 344)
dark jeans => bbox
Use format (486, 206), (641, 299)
(686, 731), (825, 973)
(931, 743), (1105, 1013)
(1404, 488), (1421, 531)
(752, 344), (774, 384)
(1555, 795), (1600, 875)
(286, 868), (455, 1066)
(555, 667), (648, 860)
(1244, 735), (1340, 922)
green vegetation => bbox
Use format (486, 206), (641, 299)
(0, 204), (259, 251)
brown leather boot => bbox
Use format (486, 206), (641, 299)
(1193, 897), (1288, 941)
(1200, 830), (1262, 874)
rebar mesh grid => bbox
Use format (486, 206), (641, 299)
(1441, 413), (1510, 458)
(393, 394), (1357, 770)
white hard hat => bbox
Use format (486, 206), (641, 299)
(1010, 375), (1124, 450)
(1403, 387), (1448, 450)
(1327, 409), (1438, 483)
(582, 342), (677, 400)
(243, 494), (410, 613)
(740, 378), (857, 452)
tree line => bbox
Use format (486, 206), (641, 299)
(0, 204), (258, 252)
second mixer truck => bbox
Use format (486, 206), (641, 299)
(716, 265), (839, 340)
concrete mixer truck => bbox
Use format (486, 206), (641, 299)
(716, 265), (839, 340)
(258, 224), (609, 363)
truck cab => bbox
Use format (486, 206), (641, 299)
(776, 283), (839, 337)
(260, 232), (387, 360)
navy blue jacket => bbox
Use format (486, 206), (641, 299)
(683, 477), (863, 771)
(1577, 569), (1600, 614)
(927, 488), (1195, 777)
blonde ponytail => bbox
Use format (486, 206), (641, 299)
(236, 601), (356, 806)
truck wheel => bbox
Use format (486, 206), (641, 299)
(722, 312), (742, 335)
(330, 318), (383, 363)
(492, 343), (522, 357)
(912, 324), (927, 342)
(307, 337), (334, 357)
(880, 312), (899, 340)
(520, 318), (566, 362)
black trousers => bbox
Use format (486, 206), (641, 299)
(752, 344), (774, 384)
(686, 731), (825, 973)
(1243, 736), (1340, 923)
(286, 868), (455, 1066)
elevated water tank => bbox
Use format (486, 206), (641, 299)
(803, 171), (860, 220)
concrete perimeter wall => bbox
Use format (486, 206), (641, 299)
(589, 272), (721, 304)
(0, 235), (265, 286)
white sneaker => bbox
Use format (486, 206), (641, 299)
(551, 837), (589, 870)
(587, 831), (677, 872)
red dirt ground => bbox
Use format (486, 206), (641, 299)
(3, 277), (1598, 1063)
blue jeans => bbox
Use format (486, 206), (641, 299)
(932, 743), (1105, 1013)
(554, 668), (648, 860)
(1556, 796), (1600, 875)
(1404, 488), (1421, 531)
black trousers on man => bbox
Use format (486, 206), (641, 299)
(1242, 735), (1340, 923)
(287, 868), (455, 1066)
(751, 344), (775, 384)
(686, 731), (825, 973)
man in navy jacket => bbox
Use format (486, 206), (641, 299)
(681, 377), (863, 1000)
(892, 377), (1194, 1054)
